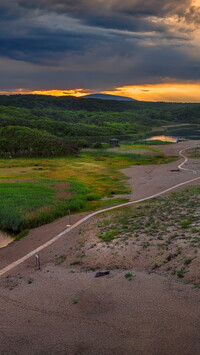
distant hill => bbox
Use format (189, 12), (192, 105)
(0, 94), (192, 112)
(83, 93), (136, 101)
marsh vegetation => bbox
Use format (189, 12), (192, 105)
(0, 143), (173, 236)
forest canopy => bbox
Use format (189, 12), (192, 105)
(0, 126), (79, 157)
(0, 95), (200, 148)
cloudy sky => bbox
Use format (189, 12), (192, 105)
(1, 0), (200, 101)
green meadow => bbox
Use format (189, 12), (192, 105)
(0, 145), (175, 235)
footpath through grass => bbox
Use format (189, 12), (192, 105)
(0, 146), (175, 236)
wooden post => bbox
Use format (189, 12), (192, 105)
(35, 252), (40, 270)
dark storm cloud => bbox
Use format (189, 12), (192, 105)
(15, 0), (192, 23)
(16, 0), (190, 16)
(0, 0), (194, 36)
(0, 26), (107, 64)
(4, 0), (191, 37)
(0, 0), (200, 91)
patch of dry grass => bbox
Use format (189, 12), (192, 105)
(187, 147), (200, 158)
(64, 186), (200, 286)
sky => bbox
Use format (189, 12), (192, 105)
(1, 0), (200, 102)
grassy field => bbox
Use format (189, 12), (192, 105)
(0, 145), (176, 235)
(65, 186), (200, 286)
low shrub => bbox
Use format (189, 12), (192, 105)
(125, 272), (135, 281)
(98, 230), (118, 242)
(15, 229), (29, 241)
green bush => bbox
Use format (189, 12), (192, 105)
(125, 272), (135, 281)
(0, 126), (79, 157)
(92, 142), (103, 149)
(176, 268), (185, 278)
(98, 230), (118, 242)
(86, 193), (101, 201)
(184, 258), (192, 265)
(15, 229), (29, 241)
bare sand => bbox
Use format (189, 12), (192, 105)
(0, 268), (200, 355)
(0, 140), (200, 355)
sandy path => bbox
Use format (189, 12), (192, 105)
(0, 211), (90, 271)
(119, 141), (200, 201)
(0, 140), (200, 354)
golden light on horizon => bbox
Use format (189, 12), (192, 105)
(192, 0), (200, 6)
(2, 83), (200, 103)
(31, 89), (90, 97)
(103, 83), (200, 103)
(0, 88), (91, 97)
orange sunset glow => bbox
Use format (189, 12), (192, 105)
(31, 89), (90, 97)
(0, 88), (90, 97)
(192, 0), (200, 5)
(18, 82), (200, 102)
(104, 83), (200, 102)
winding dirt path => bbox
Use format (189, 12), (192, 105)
(1, 141), (200, 277)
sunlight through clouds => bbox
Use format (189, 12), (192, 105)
(1, 0), (200, 101)
(32, 89), (90, 97)
(104, 83), (200, 102)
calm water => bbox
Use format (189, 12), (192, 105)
(0, 231), (14, 248)
(150, 125), (200, 142)
(166, 125), (200, 140)
(149, 135), (177, 143)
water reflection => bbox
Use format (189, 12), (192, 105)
(0, 231), (14, 248)
(149, 135), (177, 143)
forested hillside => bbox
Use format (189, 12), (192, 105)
(0, 95), (200, 144)
(0, 94), (199, 114)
